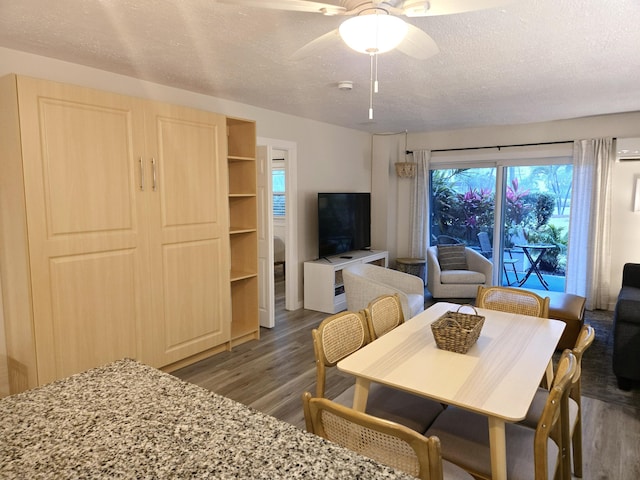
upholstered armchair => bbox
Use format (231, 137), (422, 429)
(613, 263), (640, 390)
(426, 245), (493, 299)
(343, 264), (425, 320)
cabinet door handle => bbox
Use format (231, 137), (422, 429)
(151, 158), (157, 191)
(139, 157), (145, 191)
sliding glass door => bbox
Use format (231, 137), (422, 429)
(429, 161), (572, 292)
(502, 164), (572, 291)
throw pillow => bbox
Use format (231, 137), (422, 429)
(437, 244), (468, 271)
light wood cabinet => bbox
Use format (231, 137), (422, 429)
(139, 100), (231, 368)
(226, 117), (259, 346)
(0, 75), (235, 393)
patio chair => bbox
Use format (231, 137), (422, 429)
(477, 231), (520, 286)
(302, 392), (474, 480)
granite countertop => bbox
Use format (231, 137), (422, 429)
(0, 359), (414, 479)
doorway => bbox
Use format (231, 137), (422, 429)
(257, 138), (298, 328)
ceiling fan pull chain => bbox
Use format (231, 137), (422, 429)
(374, 53), (379, 93)
(369, 53), (374, 119)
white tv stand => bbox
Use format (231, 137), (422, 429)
(304, 250), (388, 314)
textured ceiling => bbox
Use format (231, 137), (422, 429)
(1, 0), (640, 133)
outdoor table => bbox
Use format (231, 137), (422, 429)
(515, 244), (555, 290)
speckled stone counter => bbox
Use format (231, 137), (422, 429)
(0, 359), (414, 479)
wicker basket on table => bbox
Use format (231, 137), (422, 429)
(430, 305), (485, 354)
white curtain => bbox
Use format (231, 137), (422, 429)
(409, 149), (431, 259)
(566, 138), (614, 310)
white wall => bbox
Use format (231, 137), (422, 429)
(609, 149), (640, 307)
(0, 47), (372, 318)
(373, 116), (640, 309)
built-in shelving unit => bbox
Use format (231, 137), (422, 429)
(227, 117), (259, 346)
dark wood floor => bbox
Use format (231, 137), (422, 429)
(173, 277), (640, 480)
(173, 281), (355, 429)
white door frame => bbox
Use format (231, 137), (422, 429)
(257, 137), (299, 313)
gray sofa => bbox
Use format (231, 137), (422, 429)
(613, 263), (640, 390)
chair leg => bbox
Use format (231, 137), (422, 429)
(503, 264), (520, 286)
(560, 409), (572, 480)
(572, 413), (583, 478)
(510, 263), (520, 284)
(504, 251), (520, 285)
(503, 266), (512, 286)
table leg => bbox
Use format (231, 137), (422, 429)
(545, 359), (554, 388)
(488, 417), (508, 480)
(530, 255), (550, 289)
(352, 377), (371, 412)
(518, 248), (550, 290)
(517, 248), (536, 287)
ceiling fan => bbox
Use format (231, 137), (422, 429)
(216, 0), (511, 60)
(216, 0), (511, 120)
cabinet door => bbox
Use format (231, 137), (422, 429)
(140, 101), (231, 367)
(16, 77), (149, 385)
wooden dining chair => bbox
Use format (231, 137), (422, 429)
(425, 350), (577, 480)
(312, 310), (444, 433)
(520, 325), (595, 478)
(477, 285), (553, 388)
(476, 285), (550, 318)
(364, 293), (405, 341)
(302, 392), (474, 480)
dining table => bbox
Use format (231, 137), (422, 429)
(0, 358), (416, 480)
(337, 302), (565, 480)
(515, 243), (555, 289)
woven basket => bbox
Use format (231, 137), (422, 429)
(431, 305), (485, 354)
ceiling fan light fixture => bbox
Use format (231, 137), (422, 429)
(403, 0), (431, 17)
(338, 12), (408, 54)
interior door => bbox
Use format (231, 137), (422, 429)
(257, 145), (275, 328)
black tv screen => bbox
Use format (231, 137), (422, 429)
(318, 193), (371, 258)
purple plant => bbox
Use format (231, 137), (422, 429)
(505, 178), (531, 226)
(456, 188), (494, 234)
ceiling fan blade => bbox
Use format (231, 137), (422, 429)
(290, 28), (342, 60)
(403, 0), (512, 17)
(216, 0), (346, 15)
(395, 24), (439, 60)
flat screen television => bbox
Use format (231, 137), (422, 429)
(318, 192), (371, 258)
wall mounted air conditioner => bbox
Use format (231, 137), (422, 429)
(617, 138), (640, 161)
(618, 154), (640, 161)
